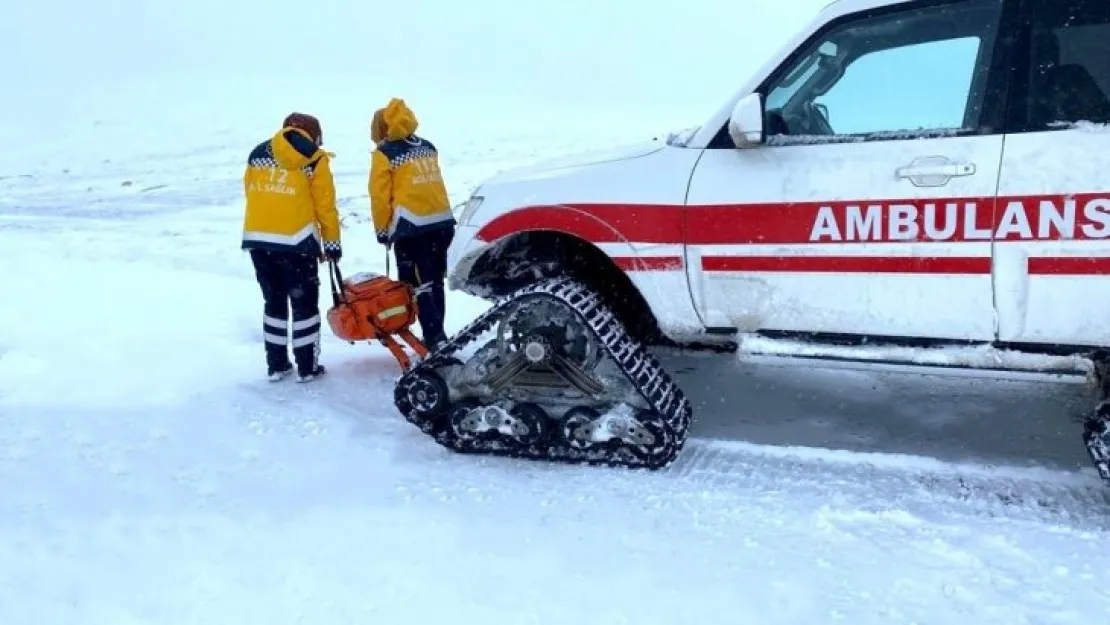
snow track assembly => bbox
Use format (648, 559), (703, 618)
(1083, 412), (1110, 483)
(1084, 356), (1110, 484)
(393, 278), (693, 469)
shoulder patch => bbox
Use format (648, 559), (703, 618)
(248, 141), (277, 168)
(376, 140), (406, 163)
(389, 143), (437, 168)
(409, 135), (436, 152)
(377, 137), (438, 168)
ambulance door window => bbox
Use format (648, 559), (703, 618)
(813, 37), (981, 135)
(1009, 0), (1110, 131)
(758, 0), (1003, 144)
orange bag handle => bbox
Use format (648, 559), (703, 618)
(327, 260), (346, 307)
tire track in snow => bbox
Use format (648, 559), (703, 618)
(250, 363), (1110, 534)
(670, 439), (1110, 532)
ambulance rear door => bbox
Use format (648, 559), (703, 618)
(991, 0), (1110, 348)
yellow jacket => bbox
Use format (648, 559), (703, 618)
(369, 98), (455, 242)
(242, 127), (342, 256)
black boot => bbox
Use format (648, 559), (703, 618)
(268, 362), (294, 382)
(296, 363), (327, 383)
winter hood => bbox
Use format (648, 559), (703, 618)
(381, 98), (418, 142)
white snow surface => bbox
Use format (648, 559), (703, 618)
(738, 334), (1096, 375)
(5, 1), (1110, 622)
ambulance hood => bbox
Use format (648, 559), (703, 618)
(483, 139), (664, 185)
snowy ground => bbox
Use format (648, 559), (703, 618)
(3, 97), (1110, 623)
(5, 2), (1110, 620)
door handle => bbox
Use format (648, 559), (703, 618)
(896, 164), (976, 178)
(896, 157), (976, 187)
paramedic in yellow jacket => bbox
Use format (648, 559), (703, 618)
(242, 112), (342, 383)
(369, 98), (456, 348)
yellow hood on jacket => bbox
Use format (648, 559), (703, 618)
(382, 98), (418, 141)
(272, 127), (321, 168)
(370, 108), (387, 144)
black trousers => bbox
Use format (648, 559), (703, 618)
(250, 249), (321, 375)
(393, 227), (454, 347)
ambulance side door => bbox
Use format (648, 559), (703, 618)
(991, 0), (1110, 348)
(684, 0), (1013, 342)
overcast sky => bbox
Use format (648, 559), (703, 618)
(3, 0), (825, 105)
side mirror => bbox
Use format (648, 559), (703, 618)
(815, 102), (830, 124)
(728, 93), (764, 148)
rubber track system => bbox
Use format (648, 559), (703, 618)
(393, 278), (694, 469)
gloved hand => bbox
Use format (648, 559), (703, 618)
(376, 230), (390, 246)
(323, 240), (342, 262)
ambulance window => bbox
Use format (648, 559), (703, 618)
(814, 37), (981, 134)
(759, 0), (1002, 143)
(1017, 0), (1110, 130)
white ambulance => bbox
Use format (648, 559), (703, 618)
(445, 0), (1110, 479)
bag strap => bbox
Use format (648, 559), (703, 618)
(327, 260), (346, 306)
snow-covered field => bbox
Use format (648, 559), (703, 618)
(4, 1), (1110, 623)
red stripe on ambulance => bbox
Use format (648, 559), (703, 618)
(612, 256), (685, 271)
(474, 204), (683, 244)
(1028, 256), (1110, 275)
(688, 193), (1110, 245)
(474, 193), (1110, 275)
(685, 197), (995, 245)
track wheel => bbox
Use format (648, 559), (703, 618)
(449, 399), (484, 443)
(405, 370), (451, 420)
(561, 407), (602, 451)
(626, 410), (673, 469)
(561, 407), (673, 468)
(451, 401), (553, 449)
(508, 402), (553, 448)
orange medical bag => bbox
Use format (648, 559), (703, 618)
(325, 261), (428, 371)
